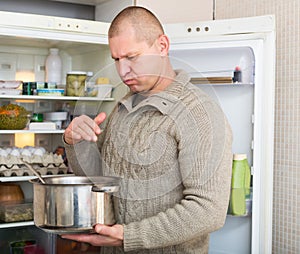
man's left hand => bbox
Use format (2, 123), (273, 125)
(61, 224), (124, 247)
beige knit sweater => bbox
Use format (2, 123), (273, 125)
(65, 70), (233, 254)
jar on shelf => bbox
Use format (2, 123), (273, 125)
(45, 48), (62, 85)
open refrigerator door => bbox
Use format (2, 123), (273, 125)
(166, 15), (275, 254)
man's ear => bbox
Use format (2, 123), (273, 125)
(157, 34), (170, 56)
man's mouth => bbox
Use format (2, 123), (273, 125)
(124, 79), (135, 85)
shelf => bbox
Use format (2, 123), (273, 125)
(0, 129), (65, 134)
(227, 213), (251, 218)
(192, 82), (254, 86)
(0, 221), (34, 229)
(0, 94), (114, 101)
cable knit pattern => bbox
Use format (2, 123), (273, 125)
(65, 70), (233, 254)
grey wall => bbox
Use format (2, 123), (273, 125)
(0, 0), (95, 20)
(95, 0), (133, 22)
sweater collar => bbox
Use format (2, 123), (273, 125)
(118, 70), (191, 114)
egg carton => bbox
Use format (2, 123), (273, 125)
(0, 153), (64, 167)
(0, 164), (68, 177)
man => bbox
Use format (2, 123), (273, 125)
(63, 6), (233, 254)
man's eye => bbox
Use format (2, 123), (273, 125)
(127, 55), (137, 61)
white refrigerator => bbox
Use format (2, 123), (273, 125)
(165, 15), (275, 254)
(0, 11), (275, 254)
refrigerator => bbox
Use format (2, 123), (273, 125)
(0, 11), (275, 254)
(165, 15), (275, 254)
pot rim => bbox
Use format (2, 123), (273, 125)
(29, 175), (120, 187)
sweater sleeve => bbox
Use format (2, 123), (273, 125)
(123, 97), (233, 252)
(63, 106), (117, 177)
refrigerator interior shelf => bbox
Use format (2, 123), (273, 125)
(0, 94), (114, 101)
(190, 76), (234, 84)
(0, 221), (34, 228)
(192, 82), (254, 86)
(0, 130), (65, 134)
(227, 213), (251, 218)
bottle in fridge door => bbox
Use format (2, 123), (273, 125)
(229, 154), (251, 216)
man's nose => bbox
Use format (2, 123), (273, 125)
(118, 58), (131, 77)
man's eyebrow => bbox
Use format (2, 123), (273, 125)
(111, 50), (140, 60)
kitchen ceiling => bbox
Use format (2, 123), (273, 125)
(49, 0), (110, 5)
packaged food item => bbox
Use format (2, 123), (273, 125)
(232, 66), (242, 83)
(96, 77), (110, 84)
(0, 89), (21, 95)
(22, 82), (37, 95)
(0, 80), (22, 89)
(0, 200), (33, 222)
(10, 240), (37, 254)
(87, 77), (113, 98)
(36, 82), (46, 89)
(36, 89), (64, 96)
(96, 84), (113, 98)
(31, 113), (43, 122)
(66, 71), (87, 96)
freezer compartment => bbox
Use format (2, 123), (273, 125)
(169, 46), (255, 161)
(170, 46), (255, 85)
(0, 43), (111, 87)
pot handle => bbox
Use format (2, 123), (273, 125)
(92, 185), (119, 193)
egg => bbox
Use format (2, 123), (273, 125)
(33, 148), (44, 156)
(21, 149), (32, 157)
(10, 148), (20, 157)
(5, 147), (12, 154)
(0, 149), (8, 157)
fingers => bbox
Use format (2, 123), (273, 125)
(94, 112), (106, 127)
(61, 233), (122, 247)
(60, 224), (123, 247)
(94, 224), (124, 241)
(64, 113), (106, 145)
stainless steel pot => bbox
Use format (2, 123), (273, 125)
(30, 175), (120, 234)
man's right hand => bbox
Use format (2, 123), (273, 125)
(64, 112), (107, 145)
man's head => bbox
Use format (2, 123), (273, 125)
(108, 6), (175, 94)
(108, 6), (164, 47)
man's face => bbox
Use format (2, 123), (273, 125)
(109, 26), (166, 94)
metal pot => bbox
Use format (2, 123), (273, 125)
(30, 175), (120, 234)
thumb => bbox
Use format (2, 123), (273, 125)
(94, 224), (124, 240)
(94, 112), (106, 125)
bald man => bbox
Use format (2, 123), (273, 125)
(63, 6), (233, 254)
